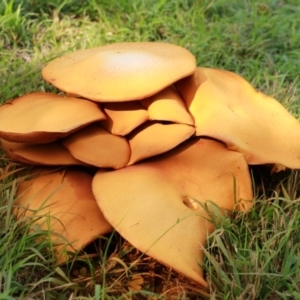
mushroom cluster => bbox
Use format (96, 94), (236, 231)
(2, 42), (300, 287)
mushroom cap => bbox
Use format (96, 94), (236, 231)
(127, 121), (195, 165)
(15, 168), (113, 262)
(100, 101), (149, 136)
(0, 92), (106, 143)
(62, 123), (131, 169)
(1, 139), (84, 166)
(92, 138), (253, 286)
(141, 86), (194, 125)
(176, 68), (300, 168)
(42, 42), (196, 102)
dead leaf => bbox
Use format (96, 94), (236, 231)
(128, 274), (144, 291)
(271, 163), (286, 174)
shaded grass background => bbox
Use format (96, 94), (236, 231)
(1, 0), (300, 100)
(1, 0), (300, 299)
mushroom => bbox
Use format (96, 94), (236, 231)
(141, 86), (194, 125)
(0, 139), (85, 166)
(127, 121), (195, 165)
(3, 41), (285, 287)
(175, 67), (300, 168)
(62, 123), (131, 169)
(42, 42), (196, 102)
(92, 138), (253, 286)
(15, 168), (113, 262)
(0, 92), (106, 143)
(100, 101), (149, 136)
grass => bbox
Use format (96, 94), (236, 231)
(1, 0), (300, 298)
(205, 178), (300, 299)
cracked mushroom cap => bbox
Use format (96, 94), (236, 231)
(62, 123), (131, 169)
(175, 68), (300, 168)
(15, 168), (113, 263)
(0, 92), (105, 143)
(42, 42), (196, 102)
(92, 138), (253, 286)
(1, 139), (84, 166)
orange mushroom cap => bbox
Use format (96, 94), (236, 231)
(100, 101), (149, 136)
(62, 123), (131, 169)
(1, 139), (85, 166)
(15, 168), (113, 262)
(42, 42), (196, 102)
(176, 67), (300, 168)
(127, 121), (195, 165)
(0, 92), (106, 143)
(141, 86), (194, 125)
(92, 138), (253, 286)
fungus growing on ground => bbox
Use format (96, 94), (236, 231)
(127, 122), (195, 165)
(1, 41), (300, 288)
(140, 86), (194, 125)
(100, 101), (149, 136)
(0, 139), (84, 166)
(176, 67), (300, 168)
(0, 92), (105, 143)
(42, 42), (196, 102)
(15, 169), (113, 263)
(62, 123), (131, 169)
(92, 138), (253, 286)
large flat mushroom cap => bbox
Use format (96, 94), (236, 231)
(1, 139), (84, 166)
(15, 168), (113, 262)
(42, 42), (196, 102)
(127, 121), (195, 165)
(92, 138), (253, 286)
(62, 123), (131, 169)
(176, 68), (300, 168)
(141, 86), (194, 125)
(0, 92), (106, 143)
(100, 101), (149, 136)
